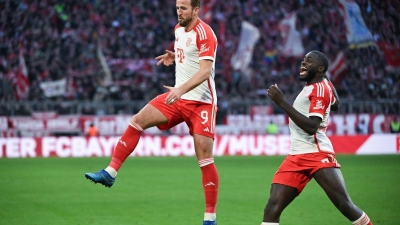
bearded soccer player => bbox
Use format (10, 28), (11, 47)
(85, 0), (219, 224)
(261, 50), (373, 225)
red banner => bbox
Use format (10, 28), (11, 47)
(2, 114), (396, 137)
(0, 134), (398, 158)
(226, 114), (395, 135)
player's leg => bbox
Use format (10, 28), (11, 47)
(193, 134), (219, 225)
(185, 102), (219, 224)
(313, 168), (373, 225)
(262, 155), (311, 224)
(106, 104), (169, 172)
(84, 104), (168, 187)
(262, 183), (298, 224)
(85, 93), (179, 187)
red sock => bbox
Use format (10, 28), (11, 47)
(199, 159), (219, 213)
(109, 120), (143, 171)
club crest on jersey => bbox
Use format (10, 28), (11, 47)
(313, 100), (325, 110)
(186, 37), (192, 46)
(199, 44), (210, 54)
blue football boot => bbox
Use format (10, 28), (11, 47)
(85, 169), (115, 188)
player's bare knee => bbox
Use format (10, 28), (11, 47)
(266, 195), (281, 209)
(195, 147), (213, 159)
(131, 115), (139, 123)
(264, 198), (282, 215)
(194, 135), (214, 159)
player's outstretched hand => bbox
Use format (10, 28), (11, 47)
(267, 84), (285, 105)
(163, 85), (183, 105)
(155, 50), (175, 66)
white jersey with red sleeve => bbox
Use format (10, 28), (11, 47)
(173, 19), (218, 104)
(288, 79), (337, 155)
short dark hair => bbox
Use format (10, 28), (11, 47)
(310, 50), (329, 72)
(191, 0), (201, 9)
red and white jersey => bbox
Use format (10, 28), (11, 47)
(174, 19), (218, 104)
(289, 79), (337, 155)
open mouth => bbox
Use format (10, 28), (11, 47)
(300, 67), (307, 77)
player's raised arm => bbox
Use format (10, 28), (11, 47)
(267, 84), (321, 135)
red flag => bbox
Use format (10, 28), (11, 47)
(199, 0), (216, 24)
(377, 41), (400, 71)
(328, 51), (348, 85)
(15, 48), (29, 100)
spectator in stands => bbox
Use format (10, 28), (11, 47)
(390, 116), (400, 133)
(266, 120), (278, 135)
(1, 0), (399, 115)
(86, 123), (98, 137)
(357, 119), (369, 135)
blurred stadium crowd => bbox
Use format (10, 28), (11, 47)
(0, 0), (399, 115)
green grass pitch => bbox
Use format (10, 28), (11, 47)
(0, 155), (399, 225)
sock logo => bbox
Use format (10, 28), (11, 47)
(118, 139), (127, 147)
(205, 182), (215, 186)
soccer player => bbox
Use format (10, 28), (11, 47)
(85, 1), (219, 224)
(261, 50), (373, 225)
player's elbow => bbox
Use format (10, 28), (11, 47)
(201, 69), (212, 81)
(305, 127), (318, 135)
(304, 120), (320, 135)
(331, 102), (339, 112)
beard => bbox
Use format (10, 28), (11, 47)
(179, 15), (193, 27)
(299, 67), (317, 82)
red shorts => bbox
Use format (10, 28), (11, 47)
(148, 92), (217, 138)
(272, 152), (341, 194)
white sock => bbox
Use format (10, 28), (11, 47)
(261, 223), (279, 225)
(204, 212), (216, 221)
(352, 212), (371, 225)
(105, 166), (117, 178)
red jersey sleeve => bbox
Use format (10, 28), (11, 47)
(308, 83), (331, 118)
(195, 22), (217, 59)
(324, 79), (337, 104)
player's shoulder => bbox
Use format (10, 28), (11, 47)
(312, 80), (332, 97)
(174, 23), (182, 32)
(195, 20), (214, 32)
(193, 19), (216, 40)
(195, 19), (213, 30)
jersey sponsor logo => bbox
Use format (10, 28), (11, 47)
(199, 43), (210, 54)
(186, 37), (192, 47)
(203, 127), (210, 132)
(176, 48), (185, 63)
(313, 100), (325, 110)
